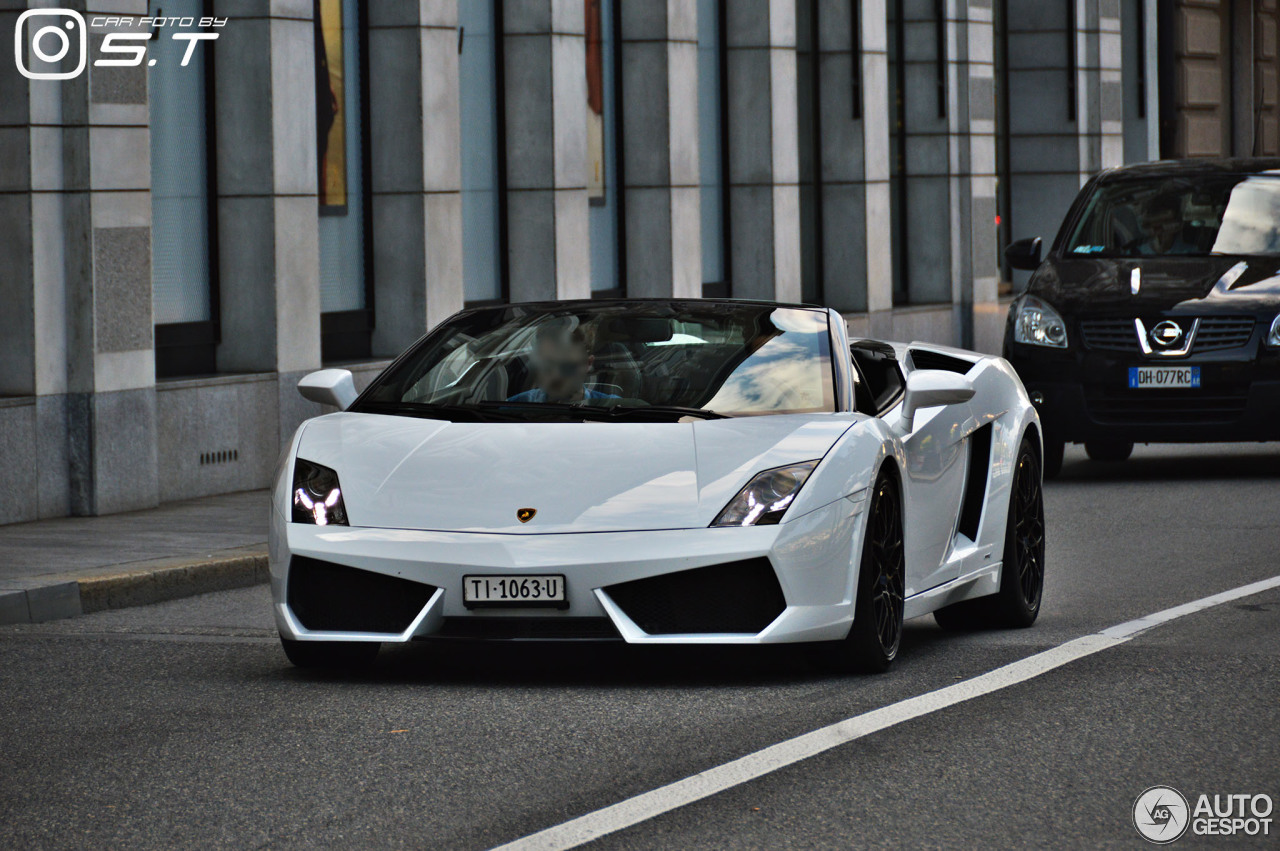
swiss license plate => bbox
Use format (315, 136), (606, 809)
(1129, 366), (1200, 389)
(463, 575), (567, 608)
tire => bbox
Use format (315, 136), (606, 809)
(814, 470), (905, 674)
(1042, 436), (1065, 479)
(281, 636), (380, 670)
(1085, 439), (1133, 463)
(934, 435), (1045, 631)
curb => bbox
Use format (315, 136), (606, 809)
(0, 544), (269, 625)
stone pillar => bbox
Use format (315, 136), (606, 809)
(803, 0), (865, 313)
(0, 7), (69, 523)
(619, 0), (702, 299)
(952, 0), (1001, 352)
(859, 0), (893, 315)
(212, 1), (322, 443)
(502, 0), (590, 302)
(50, 11), (159, 516)
(367, 1), (463, 350)
(1074, 0), (1124, 181)
(725, 0), (802, 303)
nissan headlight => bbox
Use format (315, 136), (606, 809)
(1013, 295), (1068, 348)
(712, 461), (819, 527)
(291, 458), (349, 526)
(1268, 314), (1280, 348)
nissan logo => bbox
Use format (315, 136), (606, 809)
(1149, 320), (1184, 349)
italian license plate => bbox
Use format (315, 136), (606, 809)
(463, 575), (567, 608)
(1128, 366), (1200, 389)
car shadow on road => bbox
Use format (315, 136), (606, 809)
(1055, 446), (1280, 484)
(276, 622), (961, 688)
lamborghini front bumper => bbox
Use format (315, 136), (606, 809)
(270, 494), (868, 646)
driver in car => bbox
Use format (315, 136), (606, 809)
(1136, 194), (1197, 255)
(508, 325), (619, 404)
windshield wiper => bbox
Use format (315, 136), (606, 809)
(601, 405), (728, 421)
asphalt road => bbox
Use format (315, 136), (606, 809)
(2, 443), (1278, 850)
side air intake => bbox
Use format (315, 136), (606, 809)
(605, 559), (786, 635)
(287, 557), (436, 634)
(956, 424), (993, 541)
(909, 349), (974, 374)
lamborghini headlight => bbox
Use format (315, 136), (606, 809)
(291, 458), (348, 526)
(1267, 314), (1280, 348)
(712, 461), (819, 527)
(1013, 295), (1068, 348)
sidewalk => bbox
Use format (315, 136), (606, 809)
(0, 490), (269, 624)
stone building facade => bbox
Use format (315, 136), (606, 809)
(1, 0), (1275, 523)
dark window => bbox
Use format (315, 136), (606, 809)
(316, 0), (375, 362)
(587, 0), (626, 297)
(850, 341), (905, 414)
(461, 0), (508, 306)
(699, 0), (731, 297)
(151, 0), (219, 378)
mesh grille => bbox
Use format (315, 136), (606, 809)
(1193, 317), (1254, 351)
(287, 557), (436, 634)
(1080, 316), (1255, 354)
(605, 559), (786, 635)
(1079, 319), (1138, 352)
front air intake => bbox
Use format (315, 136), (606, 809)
(605, 559), (786, 635)
(287, 557), (436, 634)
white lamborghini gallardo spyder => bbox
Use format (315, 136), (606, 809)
(271, 299), (1046, 672)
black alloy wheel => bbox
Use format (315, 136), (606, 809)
(814, 469), (905, 673)
(869, 476), (906, 659)
(1010, 445), (1046, 614)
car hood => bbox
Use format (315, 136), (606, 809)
(1031, 255), (1280, 314)
(295, 412), (858, 533)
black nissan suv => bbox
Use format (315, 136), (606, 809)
(1004, 158), (1280, 477)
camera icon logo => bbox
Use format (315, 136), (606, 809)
(14, 8), (88, 80)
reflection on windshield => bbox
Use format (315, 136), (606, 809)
(356, 303), (836, 420)
(1065, 173), (1280, 258)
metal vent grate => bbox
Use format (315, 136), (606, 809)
(199, 449), (239, 465)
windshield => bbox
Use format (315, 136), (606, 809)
(1064, 173), (1280, 258)
(354, 302), (836, 421)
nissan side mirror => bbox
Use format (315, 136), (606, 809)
(1005, 236), (1043, 272)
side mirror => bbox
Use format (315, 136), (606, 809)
(901, 369), (976, 429)
(1005, 236), (1043, 272)
(298, 369), (357, 411)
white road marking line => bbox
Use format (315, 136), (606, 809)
(492, 573), (1280, 851)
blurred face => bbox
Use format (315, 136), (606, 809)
(533, 337), (591, 402)
(1147, 204), (1182, 247)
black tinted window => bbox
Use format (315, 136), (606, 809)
(1065, 173), (1280, 257)
(850, 342), (904, 414)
